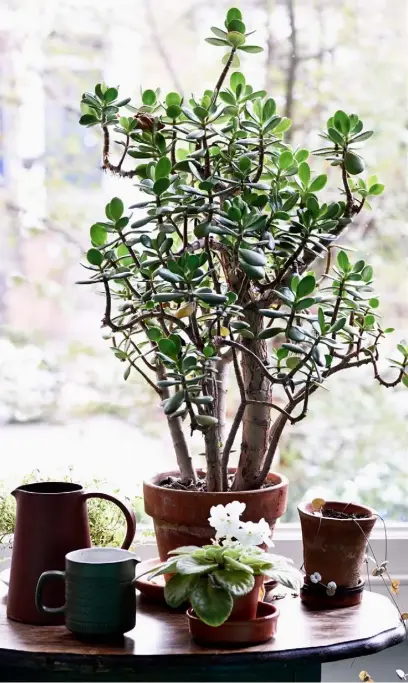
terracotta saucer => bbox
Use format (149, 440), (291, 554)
(187, 601), (279, 646)
(301, 578), (365, 610)
(134, 557), (166, 601)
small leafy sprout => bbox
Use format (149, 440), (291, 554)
(311, 498), (325, 512)
(371, 559), (388, 577)
(359, 671), (374, 682)
(391, 578), (401, 595)
(146, 502), (302, 626)
(307, 572), (337, 596)
(326, 581), (337, 597)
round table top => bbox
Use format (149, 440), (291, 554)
(0, 583), (405, 671)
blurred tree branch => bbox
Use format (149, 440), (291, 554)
(5, 202), (84, 252)
(144, 0), (184, 94)
(284, 0), (298, 140)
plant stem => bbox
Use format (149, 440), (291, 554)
(157, 364), (196, 483)
(212, 49), (236, 103)
(117, 134), (130, 170)
(232, 310), (273, 491)
(102, 126), (138, 178)
(221, 345), (246, 488)
(216, 356), (229, 454)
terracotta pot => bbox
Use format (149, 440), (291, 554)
(143, 470), (288, 560)
(298, 501), (377, 589)
(187, 601), (279, 646)
(229, 574), (265, 621)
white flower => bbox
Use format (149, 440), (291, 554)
(256, 517), (274, 547)
(224, 500), (246, 519)
(234, 521), (265, 547)
(208, 502), (272, 546)
(208, 504), (241, 540)
(310, 572), (322, 584)
(326, 581), (337, 596)
(209, 504), (228, 529)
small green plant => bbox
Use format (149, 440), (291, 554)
(146, 502), (302, 626)
(0, 474), (146, 547)
(79, 6), (408, 493)
(0, 492), (16, 545)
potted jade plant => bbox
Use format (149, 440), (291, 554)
(78, 6), (408, 560)
(147, 502), (302, 645)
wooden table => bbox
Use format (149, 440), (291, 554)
(0, 584), (405, 682)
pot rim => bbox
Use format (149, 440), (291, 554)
(12, 482), (84, 496)
(298, 500), (377, 521)
(144, 469), (288, 496)
(187, 602), (279, 624)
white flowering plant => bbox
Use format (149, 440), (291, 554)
(148, 502), (302, 626)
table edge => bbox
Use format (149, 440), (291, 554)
(0, 623), (405, 668)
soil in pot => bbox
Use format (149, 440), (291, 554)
(298, 500), (377, 590)
(320, 507), (371, 520)
(143, 469), (288, 560)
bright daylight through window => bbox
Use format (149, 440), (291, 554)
(0, 0), (406, 536)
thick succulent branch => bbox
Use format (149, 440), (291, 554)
(157, 364), (196, 483)
(221, 345), (246, 488)
(232, 310), (273, 491)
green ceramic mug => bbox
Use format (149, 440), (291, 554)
(35, 547), (139, 636)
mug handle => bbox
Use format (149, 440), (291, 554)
(36, 571), (66, 614)
(83, 491), (136, 549)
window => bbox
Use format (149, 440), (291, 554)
(44, 67), (101, 188)
(0, 0), (406, 532)
(0, 107), (4, 182)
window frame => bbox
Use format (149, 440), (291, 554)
(135, 521), (408, 590)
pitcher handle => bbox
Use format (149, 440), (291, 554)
(36, 571), (66, 614)
(84, 491), (136, 549)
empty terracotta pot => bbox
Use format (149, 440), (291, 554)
(298, 501), (377, 588)
(144, 469), (288, 560)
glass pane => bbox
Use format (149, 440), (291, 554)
(0, 0), (406, 541)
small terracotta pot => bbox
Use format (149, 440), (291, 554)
(298, 501), (377, 589)
(144, 469), (288, 560)
(188, 601), (279, 646)
(229, 574), (265, 621)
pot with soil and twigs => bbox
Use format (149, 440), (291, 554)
(77, 6), (408, 555)
(298, 500), (377, 609)
(143, 469), (288, 560)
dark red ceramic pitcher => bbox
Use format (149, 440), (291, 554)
(7, 482), (136, 625)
